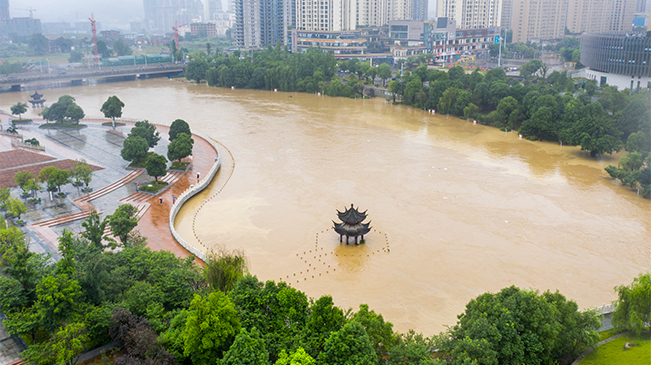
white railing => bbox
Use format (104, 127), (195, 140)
(168, 130), (221, 262)
(83, 116), (220, 262)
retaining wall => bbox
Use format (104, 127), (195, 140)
(83, 116), (220, 262)
(167, 130), (220, 262)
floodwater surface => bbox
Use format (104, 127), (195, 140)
(3, 79), (650, 334)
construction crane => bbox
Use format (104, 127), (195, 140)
(89, 13), (99, 64)
(172, 21), (187, 52)
(15, 7), (36, 18)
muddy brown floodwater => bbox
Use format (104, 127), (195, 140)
(4, 79), (650, 334)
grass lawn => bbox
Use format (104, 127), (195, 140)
(39, 123), (87, 129)
(580, 332), (650, 365)
(140, 180), (168, 193)
(169, 161), (189, 170)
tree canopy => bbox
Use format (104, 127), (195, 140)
(100, 96), (125, 125)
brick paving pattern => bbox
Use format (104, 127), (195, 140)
(0, 150), (55, 170)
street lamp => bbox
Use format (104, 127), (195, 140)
(46, 58), (50, 74)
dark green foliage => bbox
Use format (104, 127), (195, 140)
(10, 102), (27, 120)
(320, 321), (378, 365)
(183, 291), (241, 364)
(441, 286), (600, 365)
(612, 271), (651, 335)
(169, 119), (191, 141)
(229, 275), (309, 361)
(121, 136), (149, 164)
(108, 204), (139, 245)
(41, 95), (84, 123)
(101, 95), (125, 125)
(386, 330), (435, 365)
(352, 304), (396, 358)
(221, 327), (269, 365)
(301, 295), (345, 357)
(146, 153), (168, 181)
(167, 133), (194, 162)
(131, 120), (161, 148)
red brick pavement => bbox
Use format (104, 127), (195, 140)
(0, 150), (55, 170)
(135, 127), (218, 260)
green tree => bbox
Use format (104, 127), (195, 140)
(108, 204), (139, 245)
(353, 304), (396, 359)
(68, 50), (83, 63)
(74, 161), (93, 187)
(6, 197), (27, 220)
(169, 119), (191, 141)
(131, 120), (161, 148)
(567, 102), (621, 156)
(112, 38), (132, 56)
(10, 102), (27, 120)
(49, 168), (71, 193)
(14, 170), (35, 194)
(612, 271), (651, 335)
(221, 327), (270, 365)
(377, 63), (392, 86)
(29, 33), (49, 55)
(41, 95), (76, 122)
(186, 58), (210, 83)
(618, 94), (651, 140)
(167, 132), (194, 162)
(81, 211), (107, 251)
(626, 131), (651, 154)
(183, 291), (241, 364)
(204, 248), (247, 292)
(120, 135), (149, 164)
(403, 76), (423, 105)
(387, 330), (435, 365)
(274, 347), (315, 365)
(65, 103), (85, 123)
(496, 96), (521, 129)
(320, 321), (378, 365)
(34, 273), (82, 332)
(301, 295), (345, 356)
(146, 153), (167, 181)
(442, 286), (599, 365)
(100, 95), (125, 127)
(0, 276), (26, 312)
(520, 106), (557, 141)
(125, 281), (164, 316)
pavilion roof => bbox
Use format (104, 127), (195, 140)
(30, 91), (43, 99)
(337, 204), (367, 224)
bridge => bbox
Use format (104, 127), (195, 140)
(0, 64), (186, 91)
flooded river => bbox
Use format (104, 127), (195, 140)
(3, 78), (650, 334)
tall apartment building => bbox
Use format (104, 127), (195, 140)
(206, 0), (223, 21)
(436, 0), (501, 29)
(295, 0), (420, 32)
(143, 0), (204, 34)
(234, 0), (293, 49)
(566, 0), (635, 35)
(511, 0), (568, 43)
(0, 0), (9, 20)
(500, 0), (512, 28)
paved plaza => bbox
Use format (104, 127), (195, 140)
(0, 114), (218, 362)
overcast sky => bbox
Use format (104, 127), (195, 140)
(21, 0), (436, 28)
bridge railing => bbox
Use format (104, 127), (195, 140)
(0, 64), (185, 84)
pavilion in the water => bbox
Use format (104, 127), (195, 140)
(333, 204), (371, 244)
(28, 91), (46, 108)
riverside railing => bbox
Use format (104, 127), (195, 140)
(82, 116), (219, 262)
(167, 130), (221, 262)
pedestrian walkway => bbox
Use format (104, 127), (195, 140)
(0, 316), (26, 365)
(0, 114), (219, 261)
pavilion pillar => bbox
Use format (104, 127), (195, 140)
(339, 235), (342, 242)
(355, 236), (358, 245)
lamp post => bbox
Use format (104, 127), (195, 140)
(46, 58), (50, 74)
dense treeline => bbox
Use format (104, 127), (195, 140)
(3, 205), (632, 365)
(386, 61), (650, 197)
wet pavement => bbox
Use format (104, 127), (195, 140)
(0, 113), (217, 260)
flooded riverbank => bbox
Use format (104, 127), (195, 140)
(3, 79), (649, 334)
